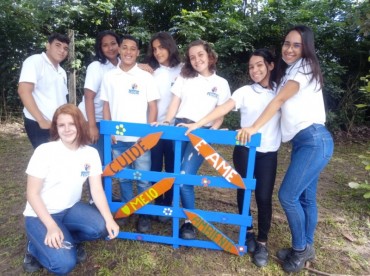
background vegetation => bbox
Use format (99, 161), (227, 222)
(0, 0), (369, 131)
(0, 1), (369, 274)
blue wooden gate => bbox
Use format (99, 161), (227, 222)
(100, 121), (261, 256)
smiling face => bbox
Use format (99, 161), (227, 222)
(56, 113), (78, 150)
(46, 39), (69, 67)
(101, 35), (119, 64)
(152, 39), (170, 66)
(119, 39), (140, 71)
(248, 55), (274, 88)
(189, 45), (211, 76)
(282, 30), (303, 65)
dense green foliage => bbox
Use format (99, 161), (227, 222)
(0, 0), (369, 131)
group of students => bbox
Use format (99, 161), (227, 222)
(18, 25), (333, 274)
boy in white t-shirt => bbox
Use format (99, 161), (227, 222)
(101, 35), (160, 233)
(18, 33), (70, 149)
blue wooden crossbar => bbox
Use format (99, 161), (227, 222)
(100, 120), (261, 255)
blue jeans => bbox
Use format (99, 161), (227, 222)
(278, 124), (333, 250)
(91, 122), (104, 163)
(24, 202), (108, 275)
(86, 122), (105, 202)
(234, 146), (278, 242)
(175, 118), (205, 209)
(24, 116), (50, 149)
(151, 139), (174, 206)
(112, 141), (151, 203)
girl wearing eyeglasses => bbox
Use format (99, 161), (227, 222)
(237, 25), (334, 273)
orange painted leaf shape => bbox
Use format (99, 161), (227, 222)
(187, 133), (245, 189)
(184, 210), (240, 256)
(115, 177), (175, 219)
(103, 132), (163, 176)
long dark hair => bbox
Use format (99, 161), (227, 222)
(248, 48), (276, 88)
(146, 32), (181, 70)
(181, 40), (218, 78)
(276, 25), (323, 89)
(94, 30), (120, 64)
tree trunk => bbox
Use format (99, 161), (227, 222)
(68, 29), (76, 105)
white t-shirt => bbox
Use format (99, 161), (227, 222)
(78, 59), (118, 122)
(278, 58), (326, 142)
(100, 64), (160, 142)
(232, 83), (281, 152)
(154, 64), (182, 123)
(23, 140), (102, 217)
(171, 73), (231, 126)
(19, 52), (68, 121)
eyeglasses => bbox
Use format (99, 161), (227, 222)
(283, 41), (302, 49)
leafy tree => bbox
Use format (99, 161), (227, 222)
(0, 0), (368, 131)
(0, 0), (48, 120)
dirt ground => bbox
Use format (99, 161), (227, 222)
(0, 121), (369, 275)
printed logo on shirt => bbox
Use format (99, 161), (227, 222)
(129, 83), (139, 95)
(207, 87), (219, 99)
(81, 163), (91, 177)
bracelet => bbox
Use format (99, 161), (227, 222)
(162, 121), (170, 125)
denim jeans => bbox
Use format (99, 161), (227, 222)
(91, 121), (104, 163)
(175, 118), (205, 209)
(233, 146), (278, 242)
(112, 141), (151, 203)
(278, 124), (334, 250)
(24, 202), (108, 275)
(24, 116), (50, 149)
(151, 139), (174, 206)
(86, 122), (105, 202)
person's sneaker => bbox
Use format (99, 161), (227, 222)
(246, 232), (257, 253)
(137, 215), (151, 233)
(76, 243), (87, 263)
(253, 242), (269, 267)
(179, 222), (196, 239)
(23, 252), (42, 273)
(276, 247), (292, 261)
(282, 244), (315, 273)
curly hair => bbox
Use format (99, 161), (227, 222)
(181, 40), (218, 78)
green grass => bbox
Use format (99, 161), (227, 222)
(0, 129), (369, 275)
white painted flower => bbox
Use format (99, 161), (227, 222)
(133, 171), (142, 180)
(163, 208), (173, 216)
(115, 124), (126, 136)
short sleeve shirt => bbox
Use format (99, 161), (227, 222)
(171, 74), (231, 126)
(23, 140), (102, 217)
(100, 64), (160, 142)
(278, 58), (326, 142)
(19, 53), (68, 121)
(232, 83), (281, 152)
(154, 64), (182, 123)
(78, 59), (118, 122)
